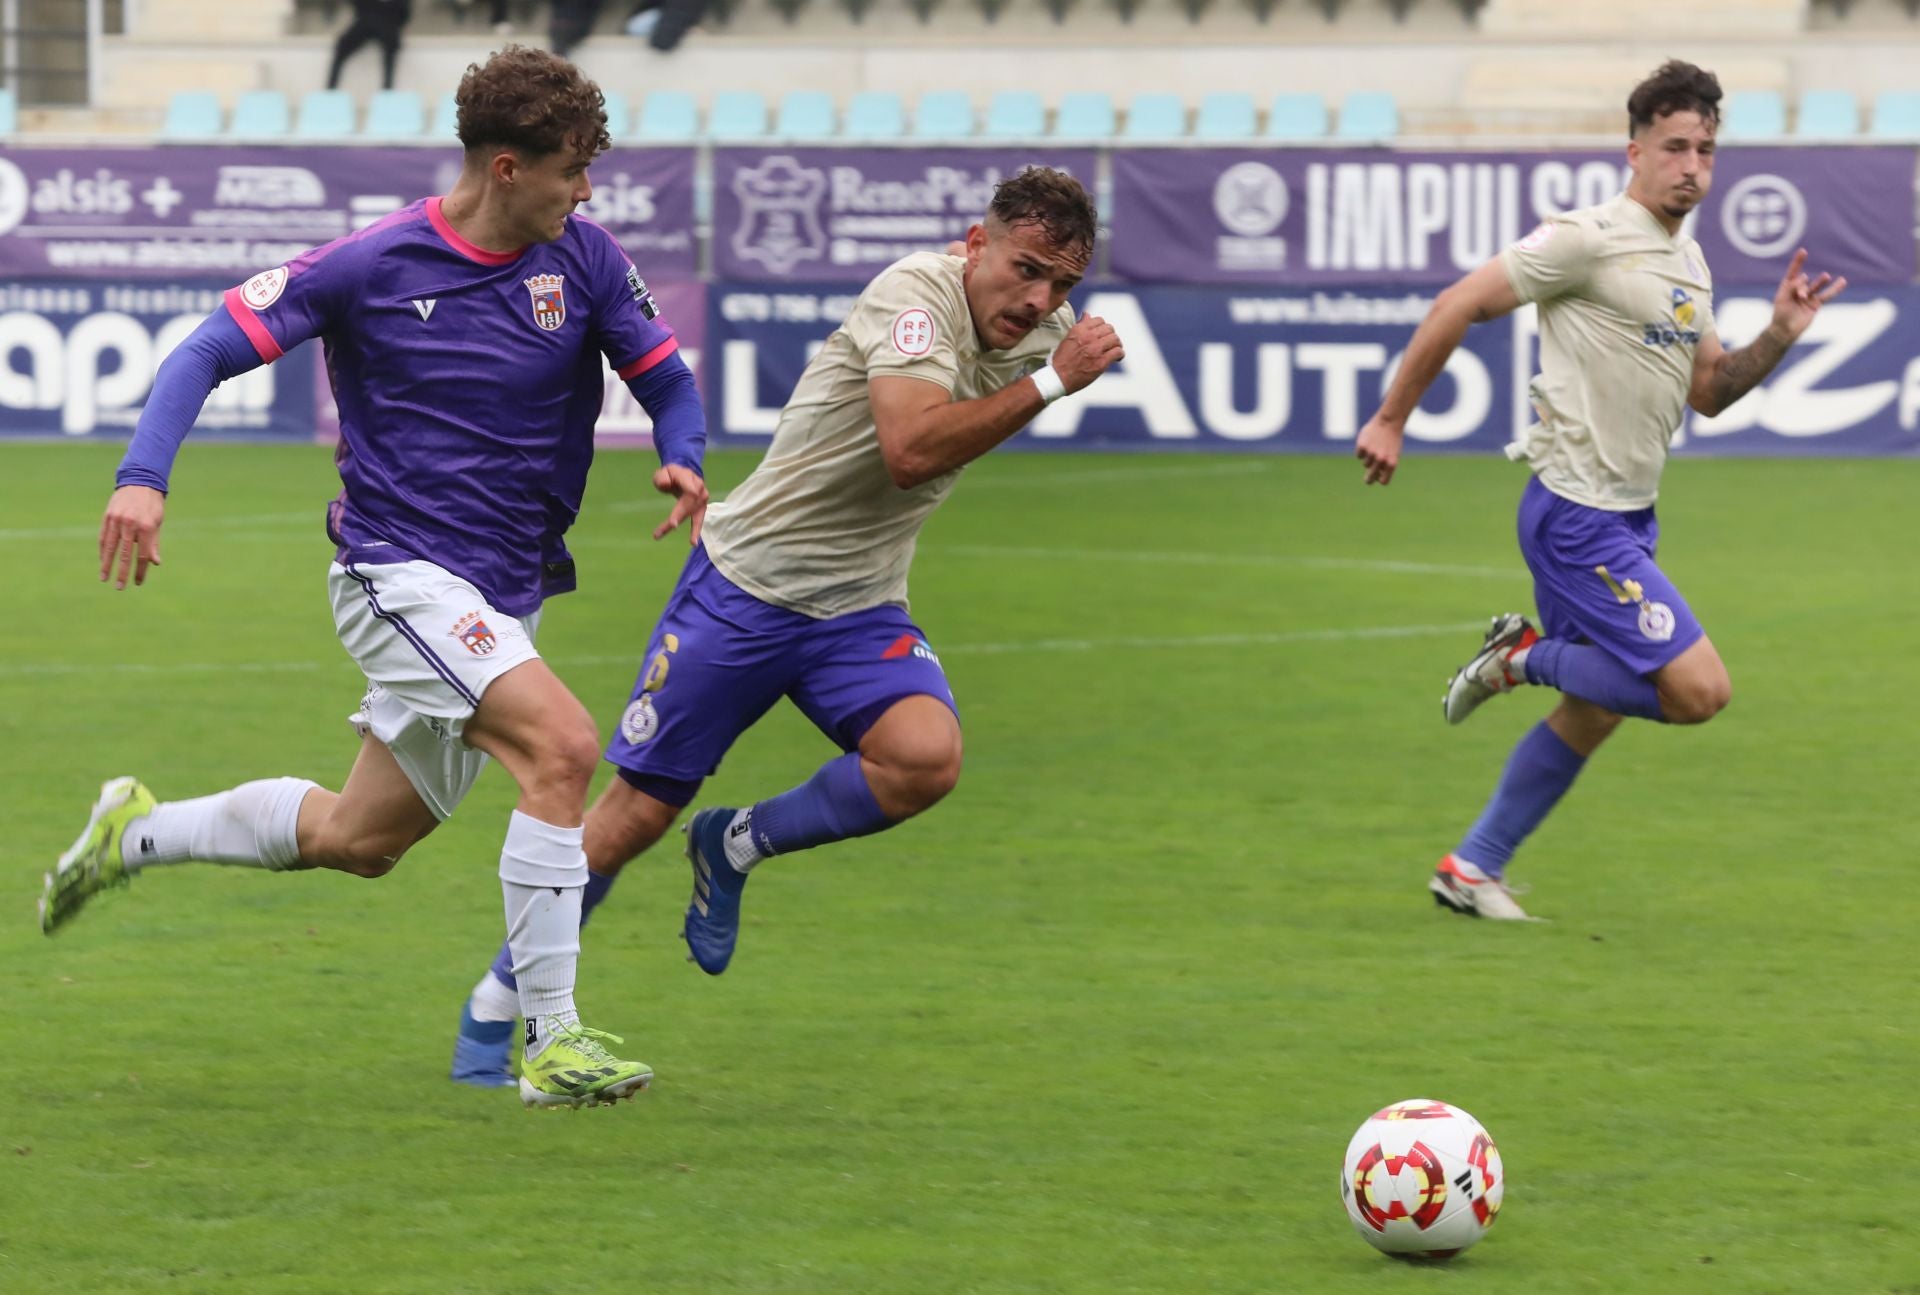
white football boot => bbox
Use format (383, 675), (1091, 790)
(1430, 854), (1538, 921)
(1442, 613), (1539, 726)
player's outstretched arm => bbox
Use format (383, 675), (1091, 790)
(1356, 258), (1522, 486)
(1688, 248), (1846, 418)
(872, 315), (1124, 489)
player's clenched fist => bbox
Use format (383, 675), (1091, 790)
(1051, 315), (1124, 393)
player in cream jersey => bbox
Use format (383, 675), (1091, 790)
(1353, 60), (1845, 920)
(449, 167), (1125, 1083)
(702, 247), (1072, 618)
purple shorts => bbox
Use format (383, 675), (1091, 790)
(1517, 475), (1704, 677)
(603, 546), (958, 804)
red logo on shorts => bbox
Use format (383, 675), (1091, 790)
(452, 611), (498, 656)
(882, 634), (917, 659)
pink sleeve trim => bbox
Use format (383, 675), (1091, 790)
(223, 289), (285, 363)
(617, 335), (679, 380)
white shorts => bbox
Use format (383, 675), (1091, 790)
(328, 559), (543, 820)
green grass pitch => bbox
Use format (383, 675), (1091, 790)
(2, 442), (1916, 1292)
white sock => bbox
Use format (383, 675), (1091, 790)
(498, 809), (586, 1052)
(723, 807), (764, 872)
(468, 970), (519, 1023)
(123, 778), (316, 872)
(1506, 645), (1532, 679)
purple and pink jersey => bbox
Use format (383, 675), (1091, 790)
(122, 197), (700, 616)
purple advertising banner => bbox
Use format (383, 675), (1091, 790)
(0, 144), (697, 278)
(1109, 147), (1915, 287)
(711, 147), (1099, 281)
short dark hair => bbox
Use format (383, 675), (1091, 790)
(455, 45), (611, 163)
(989, 166), (1098, 262)
(1627, 60), (1722, 136)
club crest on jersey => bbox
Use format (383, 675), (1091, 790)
(451, 610), (498, 656)
(524, 273), (567, 331)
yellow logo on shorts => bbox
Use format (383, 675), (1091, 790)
(1595, 566), (1675, 643)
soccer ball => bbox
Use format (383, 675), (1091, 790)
(1339, 1099), (1503, 1261)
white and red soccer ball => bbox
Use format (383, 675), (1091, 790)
(1339, 1099), (1503, 1261)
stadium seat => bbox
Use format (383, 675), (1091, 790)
(602, 90), (633, 138)
(432, 91), (460, 140)
(635, 89), (698, 141)
(1121, 92), (1187, 140)
(1869, 89), (1920, 139)
(161, 90), (222, 139)
(1335, 91), (1398, 140)
(228, 90), (290, 139)
(294, 89), (356, 139)
(1265, 92), (1328, 140)
(913, 90), (975, 139)
(1721, 90), (1786, 140)
(776, 90), (836, 139)
(363, 90), (425, 139)
(1194, 92), (1256, 141)
(983, 91), (1045, 139)
(1052, 91), (1114, 139)
(1795, 90), (1859, 137)
(707, 91), (768, 140)
(843, 91), (906, 140)
(0, 88), (16, 136)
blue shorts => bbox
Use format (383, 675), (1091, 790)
(1516, 475), (1704, 677)
(603, 546), (959, 805)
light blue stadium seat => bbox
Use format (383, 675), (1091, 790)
(776, 90), (835, 138)
(1721, 90), (1786, 140)
(294, 89), (356, 138)
(843, 91), (905, 140)
(1265, 92), (1328, 140)
(601, 90), (632, 138)
(1335, 91), (1398, 140)
(1122, 92), (1187, 140)
(635, 90), (698, 141)
(1869, 90), (1920, 140)
(707, 90), (768, 140)
(229, 90), (290, 139)
(1194, 92), (1255, 140)
(983, 90), (1045, 139)
(432, 91), (460, 140)
(0, 88), (17, 135)
(1795, 90), (1859, 138)
(161, 90), (223, 138)
(363, 90), (425, 139)
(913, 90), (974, 139)
(1052, 91), (1114, 139)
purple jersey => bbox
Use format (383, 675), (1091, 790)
(225, 197), (681, 616)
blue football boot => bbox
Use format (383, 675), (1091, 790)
(682, 807), (749, 975)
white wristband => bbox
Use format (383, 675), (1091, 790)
(1029, 363), (1067, 405)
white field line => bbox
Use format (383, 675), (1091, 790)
(8, 622), (1482, 678)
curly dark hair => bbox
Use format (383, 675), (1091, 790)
(455, 45), (611, 163)
(989, 166), (1098, 261)
(1627, 60), (1722, 136)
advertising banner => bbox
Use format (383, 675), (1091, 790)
(0, 145), (697, 278)
(704, 282), (1920, 456)
(710, 147), (1099, 281)
(1108, 147), (1915, 287)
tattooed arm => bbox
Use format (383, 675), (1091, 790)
(1689, 248), (1847, 418)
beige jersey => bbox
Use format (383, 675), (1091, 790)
(701, 252), (1074, 618)
(1500, 191), (1715, 511)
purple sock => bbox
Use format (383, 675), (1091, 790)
(1523, 638), (1665, 721)
(1456, 721), (1587, 878)
(749, 751), (893, 857)
(488, 867), (616, 992)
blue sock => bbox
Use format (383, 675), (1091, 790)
(749, 751), (893, 858)
(488, 868), (616, 993)
(1523, 638), (1665, 721)
(1456, 721), (1588, 878)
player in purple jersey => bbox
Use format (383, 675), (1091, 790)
(449, 168), (1125, 1086)
(42, 47), (708, 1109)
(1352, 62), (1845, 920)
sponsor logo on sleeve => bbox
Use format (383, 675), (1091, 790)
(1516, 222), (1554, 252)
